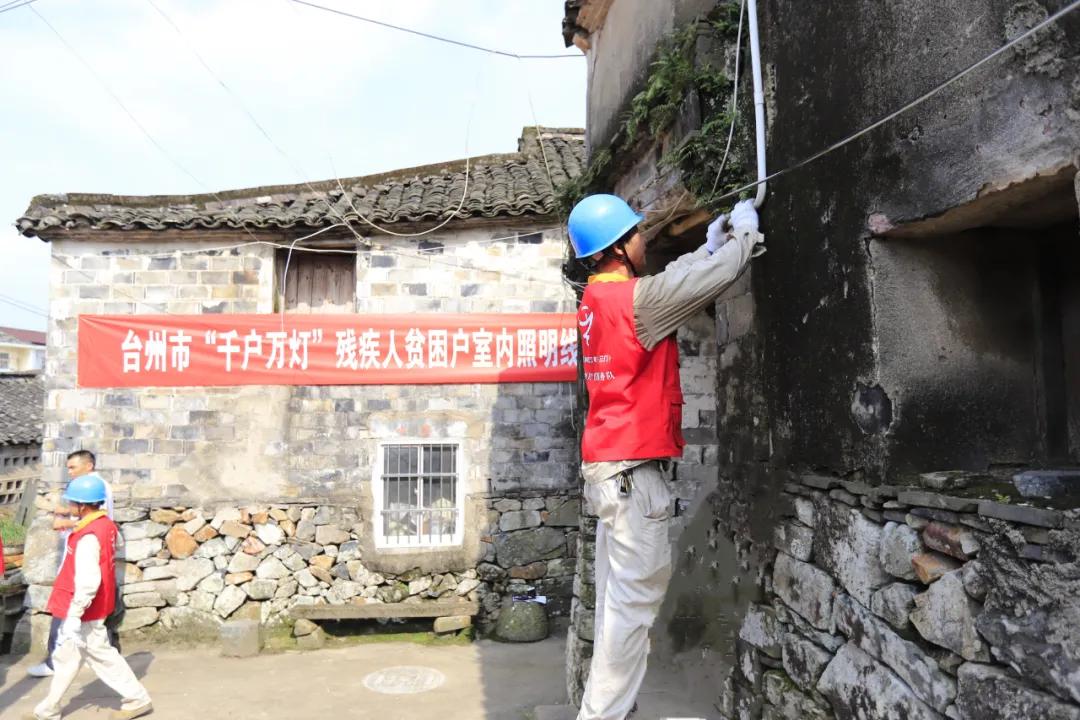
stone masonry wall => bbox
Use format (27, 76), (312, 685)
(16, 488), (581, 650)
(723, 473), (1080, 720)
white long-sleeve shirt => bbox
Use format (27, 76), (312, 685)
(581, 229), (762, 484)
(68, 533), (102, 622)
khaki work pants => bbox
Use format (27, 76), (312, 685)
(578, 462), (673, 720)
(33, 620), (151, 720)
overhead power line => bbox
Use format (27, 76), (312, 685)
(0, 294), (49, 318)
(289, 0), (582, 59)
(0, 0), (38, 16)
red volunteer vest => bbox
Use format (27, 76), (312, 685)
(46, 513), (118, 621)
(579, 276), (685, 462)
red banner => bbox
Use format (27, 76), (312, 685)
(78, 314), (579, 388)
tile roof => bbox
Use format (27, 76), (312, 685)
(0, 373), (43, 445)
(0, 327), (46, 346)
(16, 127), (584, 239)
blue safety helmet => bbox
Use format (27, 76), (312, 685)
(567, 194), (644, 259)
(63, 472), (107, 504)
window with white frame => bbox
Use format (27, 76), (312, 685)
(378, 443), (460, 546)
(0, 352), (9, 370)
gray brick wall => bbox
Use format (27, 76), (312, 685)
(43, 225), (578, 508)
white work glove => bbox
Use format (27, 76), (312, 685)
(730, 199), (759, 234)
(704, 214), (729, 254)
(58, 616), (84, 648)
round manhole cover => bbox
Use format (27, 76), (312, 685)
(363, 666), (446, 695)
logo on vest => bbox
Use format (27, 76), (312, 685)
(578, 305), (594, 347)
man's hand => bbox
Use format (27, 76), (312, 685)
(704, 214), (729, 254)
(52, 515), (77, 532)
(730, 199), (759, 234)
(58, 616), (84, 648)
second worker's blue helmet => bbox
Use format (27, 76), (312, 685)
(567, 194), (644, 259)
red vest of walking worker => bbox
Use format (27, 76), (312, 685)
(46, 511), (118, 622)
(568, 193), (762, 720)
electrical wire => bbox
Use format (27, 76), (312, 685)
(29, 4), (274, 254)
(289, 0), (582, 60)
(333, 153), (472, 239)
(0, 0), (37, 16)
(144, 0), (378, 252)
(0, 294), (49, 318)
(709, 0), (746, 196)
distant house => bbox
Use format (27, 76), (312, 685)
(0, 373), (43, 506)
(14, 126), (585, 644)
(0, 327), (45, 374)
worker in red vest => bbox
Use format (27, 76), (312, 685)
(26, 473), (152, 720)
(569, 194), (761, 720)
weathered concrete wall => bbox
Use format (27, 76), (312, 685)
(758, 0), (1080, 479)
(725, 473), (1080, 719)
(871, 231), (1045, 476)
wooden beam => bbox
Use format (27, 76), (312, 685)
(291, 598), (479, 621)
(669, 209), (711, 237)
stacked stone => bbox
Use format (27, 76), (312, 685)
(476, 492), (580, 634)
(723, 473), (1080, 720)
(17, 491), (581, 649)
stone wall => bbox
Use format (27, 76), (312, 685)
(16, 488), (581, 649)
(723, 474), (1080, 719)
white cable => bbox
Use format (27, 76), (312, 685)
(334, 155), (471, 239)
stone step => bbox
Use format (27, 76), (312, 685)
(290, 597), (479, 620)
(534, 705), (577, 720)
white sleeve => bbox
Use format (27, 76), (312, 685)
(105, 482), (114, 520)
(68, 534), (102, 621)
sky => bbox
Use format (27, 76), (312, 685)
(0, 0), (586, 331)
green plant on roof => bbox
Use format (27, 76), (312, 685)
(556, 0), (752, 215)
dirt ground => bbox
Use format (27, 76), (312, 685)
(0, 634), (569, 720)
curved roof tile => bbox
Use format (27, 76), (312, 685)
(17, 128), (584, 239)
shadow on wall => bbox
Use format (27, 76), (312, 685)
(652, 482), (759, 707)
